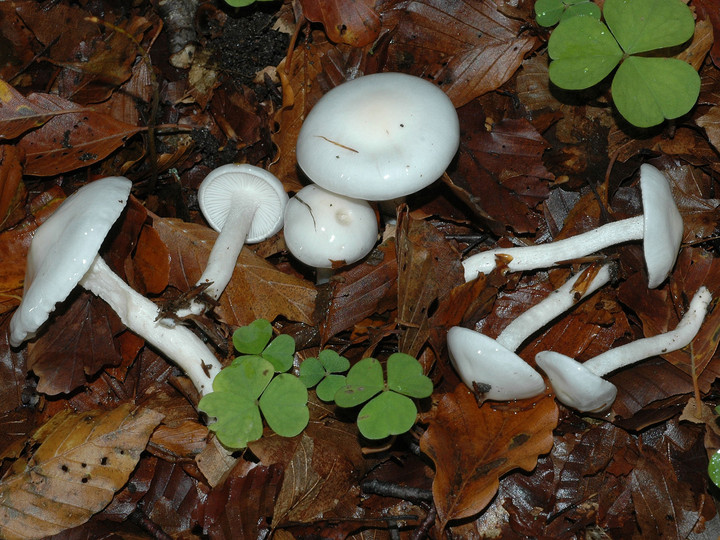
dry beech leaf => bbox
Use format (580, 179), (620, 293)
(0, 403), (163, 540)
(383, 0), (538, 107)
(0, 145), (26, 231)
(696, 106), (720, 154)
(298, 0), (381, 47)
(318, 238), (398, 344)
(694, 0), (720, 67)
(397, 208), (465, 357)
(420, 386), (558, 528)
(127, 223), (171, 295)
(151, 217), (316, 325)
(17, 105), (142, 176)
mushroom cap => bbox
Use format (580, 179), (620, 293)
(9, 177), (132, 347)
(535, 350), (618, 412)
(296, 72), (460, 201)
(198, 164), (288, 243)
(447, 327), (546, 401)
(640, 164), (683, 288)
(283, 184), (378, 268)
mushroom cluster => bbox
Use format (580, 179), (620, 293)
(451, 163), (712, 414)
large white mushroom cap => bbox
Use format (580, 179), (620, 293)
(296, 72), (460, 201)
(9, 177), (132, 346)
(283, 184), (378, 269)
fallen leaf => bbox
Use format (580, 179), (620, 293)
(697, 106), (720, 155)
(693, 0), (720, 68)
(17, 105), (142, 176)
(382, 0), (539, 107)
(0, 403), (163, 540)
(420, 386), (558, 528)
(298, 0), (381, 47)
(0, 145), (26, 231)
(151, 217), (316, 325)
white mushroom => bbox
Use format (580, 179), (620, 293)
(296, 72), (460, 202)
(536, 286), (713, 412)
(9, 177), (223, 395)
(447, 264), (612, 400)
(175, 164), (288, 318)
(463, 164), (683, 288)
(283, 184), (378, 283)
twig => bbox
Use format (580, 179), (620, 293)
(361, 479), (433, 502)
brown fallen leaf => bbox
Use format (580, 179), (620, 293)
(0, 145), (26, 231)
(382, 0), (539, 107)
(694, 0), (720, 68)
(420, 386), (558, 529)
(0, 403), (163, 540)
(151, 217), (316, 326)
(17, 103), (143, 176)
(298, 0), (381, 47)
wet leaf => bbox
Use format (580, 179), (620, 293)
(0, 403), (163, 540)
(298, 0), (381, 47)
(0, 145), (26, 231)
(420, 386), (558, 528)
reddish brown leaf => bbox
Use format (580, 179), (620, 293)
(0, 145), (26, 231)
(201, 461), (283, 539)
(0, 82), (86, 140)
(0, 313), (28, 415)
(420, 386), (558, 528)
(383, 0), (538, 106)
(694, 0), (720, 68)
(151, 217), (316, 326)
(298, 0), (381, 47)
(18, 107), (142, 176)
(446, 102), (552, 236)
(27, 291), (124, 396)
(397, 208), (465, 357)
(127, 224), (171, 295)
(318, 238), (398, 344)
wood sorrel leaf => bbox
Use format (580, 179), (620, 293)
(233, 318), (272, 355)
(199, 392), (263, 448)
(611, 56), (700, 128)
(334, 357), (384, 407)
(318, 349), (350, 373)
(221, 356), (274, 398)
(299, 356), (325, 388)
(316, 374), (347, 402)
(386, 353), (433, 398)
(262, 333), (295, 372)
(603, 0), (695, 55)
(357, 391), (417, 439)
(259, 374), (309, 437)
(548, 16), (623, 89)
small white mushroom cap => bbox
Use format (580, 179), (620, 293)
(198, 164), (287, 242)
(537, 286), (712, 412)
(283, 184), (378, 269)
(9, 177), (132, 346)
(535, 351), (618, 413)
(296, 72), (460, 201)
(447, 327), (547, 401)
(639, 163), (683, 288)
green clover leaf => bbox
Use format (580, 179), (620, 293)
(547, 0), (699, 127)
(299, 350), (350, 401)
(298, 356), (325, 388)
(709, 450), (720, 489)
(535, 0), (600, 27)
(262, 334), (295, 372)
(357, 391), (418, 440)
(259, 374), (309, 437)
(232, 318), (272, 355)
(386, 353), (434, 398)
(334, 357), (384, 407)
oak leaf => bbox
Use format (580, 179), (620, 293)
(420, 386), (558, 528)
(0, 403), (163, 540)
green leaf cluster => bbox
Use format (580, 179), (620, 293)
(199, 319), (308, 449)
(547, 0), (699, 128)
(333, 354), (433, 440)
(299, 349), (350, 402)
(534, 0), (600, 27)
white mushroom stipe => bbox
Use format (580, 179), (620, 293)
(283, 184), (378, 283)
(8, 177), (223, 395)
(463, 164), (683, 288)
(447, 264), (612, 401)
(536, 286), (713, 412)
(175, 164), (288, 319)
(296, 72), (460, 201)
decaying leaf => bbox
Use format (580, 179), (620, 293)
(298, 0), (381, 47)
(0, 403), (163, 540)
(0, 145), (26, 231)
(151, 217), (316, 325)
(420, 386), (558, 528)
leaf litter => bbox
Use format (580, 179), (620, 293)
(0, 0), (719, 538)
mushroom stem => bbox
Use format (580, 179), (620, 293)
(463, 215), (644, 281)
(177, 198), (258, 318)
(496, 264), (612, 351)
(583, 286), (712, 376)
(80, 256), (223, 395)
(197, 197), (258, 300)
